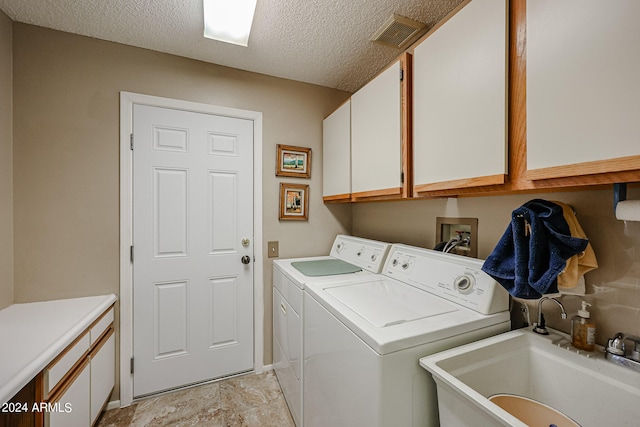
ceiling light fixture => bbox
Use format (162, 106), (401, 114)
(203, 0), (257, 47)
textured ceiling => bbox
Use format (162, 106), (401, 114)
(0, 0), (464, 92)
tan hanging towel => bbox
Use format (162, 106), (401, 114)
(553, 201), (598, 293)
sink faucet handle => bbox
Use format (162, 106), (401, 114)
(623, 334), (640, 345)
(623, 335), (640, 361)
(606, 333), (626, 356)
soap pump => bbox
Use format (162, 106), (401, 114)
(571, 301), (596, 351)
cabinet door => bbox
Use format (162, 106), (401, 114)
(413, 0), (507, 193)
(322, 100), (351, 201)
(90, 330), (115, 425)
(46, 360), (90, 427)
(351, 60), (402, 197)
(527, 0), (640, 179)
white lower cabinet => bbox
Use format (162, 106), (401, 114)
(46, 361), (91, 427)
(90, 332), (115, 425)
(43, 306), (115, 427)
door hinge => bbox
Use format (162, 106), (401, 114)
(130, 356), (135, 374)
(130, 245), (134, 263)
(130, 133), (134, 150)
(400, 68), (404, 81)
(401, 172), (405, 184)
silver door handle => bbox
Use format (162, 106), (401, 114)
(241, 255), (251, 264)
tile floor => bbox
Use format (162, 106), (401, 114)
(96, 371), (295, 427)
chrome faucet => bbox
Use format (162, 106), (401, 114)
(605, 333), (640, 372)
(533, 297), (567, 335)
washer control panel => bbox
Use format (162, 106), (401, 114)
(384, 245), (508, 315)
(454, 274), (475, 294)
(330, 235), (391, 274)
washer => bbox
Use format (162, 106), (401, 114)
(273, 235), (391, 426)
(303, 244), (511, 427)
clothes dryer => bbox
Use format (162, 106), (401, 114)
(272, 235), (391, 426)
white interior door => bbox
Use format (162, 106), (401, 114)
(132, 104), (254, 397)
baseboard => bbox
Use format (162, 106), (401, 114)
(106, 400), (121, 411)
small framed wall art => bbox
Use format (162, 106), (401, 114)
(279, 183), (309, 221)
(276, 144), (312, 178)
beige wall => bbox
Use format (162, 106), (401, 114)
(353, 187), (640, 345)
(0, 11), (13, 310)
(12, 23), (351, 399)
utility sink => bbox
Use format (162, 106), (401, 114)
(420, 328), (640, 426)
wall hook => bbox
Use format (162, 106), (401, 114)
(613, 183), (627, 214)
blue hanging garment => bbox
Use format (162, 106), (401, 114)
(481, 199), (589, 299)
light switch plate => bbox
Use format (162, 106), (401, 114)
(268, 241), (279, 258)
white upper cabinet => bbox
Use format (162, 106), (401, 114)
(413, 0), (508, 193)
(527, 0), (640, 179)
(351, 60), (403, 197)
(322, 99), (351, 200)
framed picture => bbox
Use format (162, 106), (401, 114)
(276, 144), (312, 178)
(279, 183), (309, 221)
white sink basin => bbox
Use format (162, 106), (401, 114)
(420, 328), (640, 427)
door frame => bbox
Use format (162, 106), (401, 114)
(119, 91), (264, 407)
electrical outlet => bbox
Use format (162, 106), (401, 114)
(268, 241), (279, 258)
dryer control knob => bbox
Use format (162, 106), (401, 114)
(454, 274), (475, 294)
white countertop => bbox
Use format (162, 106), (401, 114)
(0, 294), (117, 404)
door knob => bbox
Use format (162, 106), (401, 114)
(241, 255), (251, 265)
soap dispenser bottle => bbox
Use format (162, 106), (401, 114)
(571, 301), (595, 351)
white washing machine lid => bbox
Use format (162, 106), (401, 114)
(325, 279), (457, 327)
(306, 277), (511, 355)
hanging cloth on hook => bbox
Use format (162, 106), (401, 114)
(552, 201), (598, 294)
(481, 199), (589, 299)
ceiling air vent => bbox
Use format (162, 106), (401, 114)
(371, 14), (426, 49)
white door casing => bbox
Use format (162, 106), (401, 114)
(120, 93), (264, 406)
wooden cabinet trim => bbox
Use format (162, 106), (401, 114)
(90, 306), (114, 346)
(414, 174), (506, 195)
(46, 357), (90, 405)
(88, 303), (115, 331)
(401, 52), (413, 199)
(44, 332), (91, 399)
(0, 376), (41, 427)
(46, 340), (90, 400)
(322, 194), (351, 203)
(90, 327), (114, 358)
(351, 187), (402, 202)
(526, 155), (640, 181)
